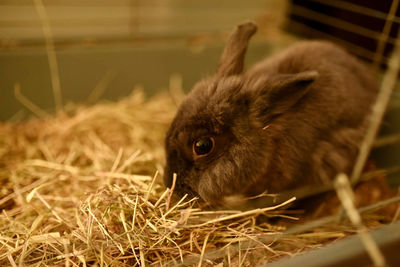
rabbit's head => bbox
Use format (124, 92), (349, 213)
(164, 23), (318, 204)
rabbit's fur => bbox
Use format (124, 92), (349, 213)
(164, 22), (378, 205)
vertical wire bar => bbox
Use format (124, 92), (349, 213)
(334, 174), (386, 267)
(129, 0), (140, 38)
(351, 28), (400, 184)
(33, 0), (63, 111)
(373, 0), (400, 70)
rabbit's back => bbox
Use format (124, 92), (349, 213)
(244, 41), (379, 193)
(247, 41), (377, 127)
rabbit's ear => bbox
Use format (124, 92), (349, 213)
(216, 22), (257, 78)
(250, 71), (319, 124)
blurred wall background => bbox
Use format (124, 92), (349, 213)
(0, 0), (291, 121)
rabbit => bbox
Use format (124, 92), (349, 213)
(163, 22), (379, 206)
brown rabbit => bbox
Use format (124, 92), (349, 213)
(163, 22), (378, 206)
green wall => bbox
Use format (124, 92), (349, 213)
(0, 41), (275, 121)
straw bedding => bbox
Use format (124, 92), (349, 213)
(0, 90), (398, 266)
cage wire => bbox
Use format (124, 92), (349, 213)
(0, 0), (400, 266)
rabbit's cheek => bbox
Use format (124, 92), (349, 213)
(197, 174), (222, 204)
(195, 158), (238, 204)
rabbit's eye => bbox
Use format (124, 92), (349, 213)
(193, 137), (214, 157)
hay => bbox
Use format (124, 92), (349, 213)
(0, 90), (398, 266)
